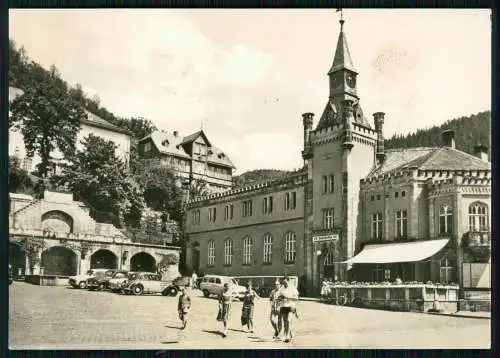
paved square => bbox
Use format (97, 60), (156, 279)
(9, 282), (490, 349)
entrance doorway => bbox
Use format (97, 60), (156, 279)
(323, 245), (336, 280)
(191, 242), (200, 273)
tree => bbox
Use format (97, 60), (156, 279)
(8, 156), (35, 194)
(190, 179), (210, 199)
(9, 62), (86, 178)
(136, 166), (185, 223)
(53, 134), (145, 228)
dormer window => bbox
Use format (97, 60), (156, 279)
(161, 140), (169, 147)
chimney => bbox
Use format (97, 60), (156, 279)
(173, 130), (179, 137)
(473, 144), (489, 162)
(441, 130), (455, 148)
(373, 112), (386, 164)
(301, 113), (314, 162)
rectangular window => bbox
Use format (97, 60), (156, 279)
(224, 239), (232, 266)
(322, 176), (328, 194)
(328, 175), (335, 193)
(322, 208), (334, 229)
(285, 192), (296, 211)
(371, 212), (383, 240)
(208, 208), (217, 223)
(291, 192), (297, 209)
(243, 237), (252, 265)
(224, 205), (234, 221)
(263, 196), (273, 214)
(372, 265), (384, 281)
(144, 142), (151, 153)
(192, 210), (200, 225)
(395, 210), (408, 238)
(439, 258), (454, 284)
(243, 200), (253, 217)
(439, 205), (453, 235)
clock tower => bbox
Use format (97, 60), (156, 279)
(317, 17), (369, 130)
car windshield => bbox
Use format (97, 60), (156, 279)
(86, 270), (93, 275)
(114, 272), (127, 278)
(128, 273), (138, 280)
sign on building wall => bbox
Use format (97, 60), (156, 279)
(462, 263), (490, 289)
(312, 234), (339, 243)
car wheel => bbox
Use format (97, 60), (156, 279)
(132, 285), (144, 296)
(78, 281), (87, 289)
(99, 283), (105, 291)
(203, 289), (210, 298)
(170, 287), (179, 296)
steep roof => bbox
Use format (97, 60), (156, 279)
(367, 146), (490, 177)
(81, 110), (132, 136)
(141, 130), (235, 168)
(328, 21), (357, 74)
(181, 130), (212, 147)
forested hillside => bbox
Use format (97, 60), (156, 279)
(384, 111), (491, 156)
(233, 169), (293, 188)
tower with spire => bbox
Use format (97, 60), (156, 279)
(302, 13), (384, 294)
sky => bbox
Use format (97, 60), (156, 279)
(9, 9), (491, 174)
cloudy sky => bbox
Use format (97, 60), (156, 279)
(9, 9), (491, 174)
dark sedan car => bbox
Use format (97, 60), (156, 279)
(87, 269), (125, 290)
(164, 276), (192, 296)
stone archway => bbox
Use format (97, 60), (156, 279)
(91, 249), (118, 269)
(41, 246), (77, 276)
(130, 252), (156, 273)
(9, 242), (26, 277)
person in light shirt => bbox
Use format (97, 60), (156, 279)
(269, 281), (283, 339)
(278, 277), (299, 343)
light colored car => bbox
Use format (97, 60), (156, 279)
(68, 269), (109, 289)
(108, 271), (140, 292)
(199, 275), (247, 300)
(122, 272), (172, 296)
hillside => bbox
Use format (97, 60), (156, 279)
(233, 169), (294, 188)
(384, 111), (491, 156)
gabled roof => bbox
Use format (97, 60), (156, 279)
(367, 146), (490, 177)
(81, 110), (132, 136)
(181, 130), (212, 147)
(315, 100), (371, 130)
(328, 22), (357, 74)
(140, 130), (235, 168)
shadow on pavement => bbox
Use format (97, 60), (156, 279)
(202, 329), (225, 337)
(164, 325), (182, 330)
(160, 341), (180, 344)
(229, 328), (247, 333)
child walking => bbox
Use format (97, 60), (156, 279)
(177, 286), (191, 330)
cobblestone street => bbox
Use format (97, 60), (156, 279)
(9, 282), (490, 349)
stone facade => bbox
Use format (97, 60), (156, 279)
(184, 19), (491, 297)
(9, 191), (180, 278)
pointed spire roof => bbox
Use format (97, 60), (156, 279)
(328, 19), (357, 74)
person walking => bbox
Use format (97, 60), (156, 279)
(278, 277), (299, 343)
(269, 280), (283, 339)
(241, 284), (258, 333)
(177, 286), (191, 330)
(218, 283), (232, 337)
(191, 271), (198, 289)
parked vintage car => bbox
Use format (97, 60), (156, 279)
(121, 272), (172, 296)
(108, 271), (141, 292)
(69, 269), (109, 289)
(198, 275), (247, 300)
(87, 269), (127, 291)
(164, 276), (192, 296)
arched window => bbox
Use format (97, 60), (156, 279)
(263, 234), (273, 264)
(224, 238), (233, 266)
(243, 236), (252, 265)
(207, 240), (215, 266)
(468, 202), (489, 232)
(439, 205), (453, 235)
(284, 232), (296, 264)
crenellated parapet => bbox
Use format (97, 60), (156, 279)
(187, 171), (308, 208)
(360, 168), (417, 187)
(428, 175), (492, 197)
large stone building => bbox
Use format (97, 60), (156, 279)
(138, 129), (235, 193)
(8, 86), (132, 172)
(184, 18), (491, 296)
(9, 191), (181, 278)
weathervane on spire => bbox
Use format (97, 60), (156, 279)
(336, 8), (344, 29)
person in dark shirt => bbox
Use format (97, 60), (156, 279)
(177, 286), (191, 329)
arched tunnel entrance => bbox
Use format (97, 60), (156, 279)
(9, 242), (26, 277)
(130, 252), (156, 273)
(90, 249), (118, 269)
(41, 246), (78, 276)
